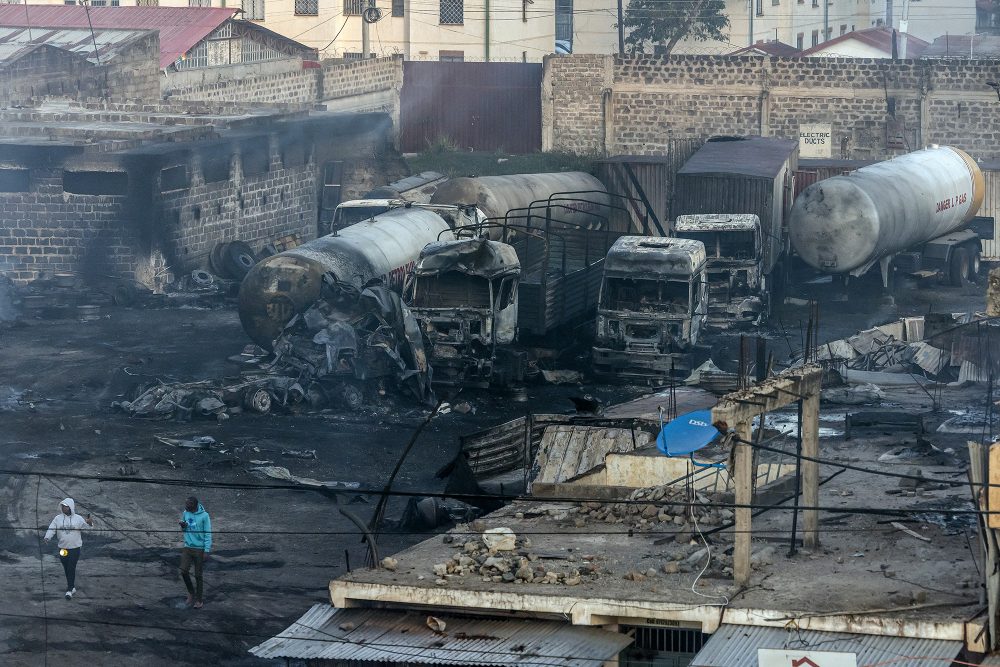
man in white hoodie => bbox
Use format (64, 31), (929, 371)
(43, 498), (93, 599)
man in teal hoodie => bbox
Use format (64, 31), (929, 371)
(179, 496), (212, 608)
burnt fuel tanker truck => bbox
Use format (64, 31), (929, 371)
(431, 172), (611, 229)
(239, 205), (474, 347)
(790, 146), (985, 286)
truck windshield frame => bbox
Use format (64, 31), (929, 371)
(412, 272), (493, 309)
(331, 205), (392, 230)
(600, 276), (693, 316)
(677, 230), (757, 260)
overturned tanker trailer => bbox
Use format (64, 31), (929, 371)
(237, 205), (478, 407)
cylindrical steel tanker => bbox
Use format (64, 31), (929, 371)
(430, 172), (612, 229)
(789, 146), (984, 274)
(239, 207), (455, 347)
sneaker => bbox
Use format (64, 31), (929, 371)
(193, 601), (203, 609)
(65, 589), (74, 600)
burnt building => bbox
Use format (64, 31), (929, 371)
(0, 103), (403, 286)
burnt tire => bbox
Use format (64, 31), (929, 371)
(223, 241), (258, 280)
(190, 269), (214, 287)
(244, 388), (272, 414)
(971, 249), (982, 282)
(209, 242), (229, 276)
(949, 248), (970, 287)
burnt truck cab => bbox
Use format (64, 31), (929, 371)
(592, 236), (708, 381)
(406, 238), (524, 388)
(674, 214), (767, 327)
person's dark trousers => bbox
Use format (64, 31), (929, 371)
(60, 547), (81, 590)
(180, 547), (205, 601)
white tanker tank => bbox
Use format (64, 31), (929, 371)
(239, 207), (455, 347)
(790, 146), (984, 276)
(430, 172), (612, 230)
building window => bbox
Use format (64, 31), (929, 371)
(189, 0), (211, 6)
(811, 29), (819, 46)
(796, 32), (804, 49)
(392, 0), (403, 16)
(63, 171), (128, 196)
(243, 0), (264, 20)
(175, 41), (208, 68)
(0, 169), (30, 193)
(772, 0), (779, 6)
(555, 0), (572, 41)
(344, 0), (363, 14)
(755, 0), (763, 15)
(88, 0), (120, 5)
(440, 0), (462, 24)
(840, 23), (847, 34)
(439, 49), (464, 61)
(136, 0), (159, 5)
(295, 0), (318, 14)
(875, 18), (884, 26)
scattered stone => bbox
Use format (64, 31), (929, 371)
(482, 527), (516, 552)
(644, 568), (658, 578)
(501, 571), (516, 582)
(662, 561), (680, 574)
(433, 563), (448, 577)
(380, 557), (398, 571)
(624, 570), (646, 582)
(564, 572), (581, 586)
(750, 546), (775, 569)
(339, 622), (356, 631)
(574, 518), (586, 528)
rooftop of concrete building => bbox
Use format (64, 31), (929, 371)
(327, 376), (990, 651)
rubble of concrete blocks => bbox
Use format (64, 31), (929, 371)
(428, 528), (600, 587)
(573, 483), (732, 530)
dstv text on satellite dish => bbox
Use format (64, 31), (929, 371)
(757, 648), (858, 667)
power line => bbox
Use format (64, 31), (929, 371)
(5, 466), (988, 516)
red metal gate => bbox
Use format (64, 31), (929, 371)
(400, 62), (541, 154)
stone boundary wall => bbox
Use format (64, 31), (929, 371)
(164, 66), (321, 106)
(543, 54), (1000, 162)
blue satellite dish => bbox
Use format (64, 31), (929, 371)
(656, 409), (720, 457)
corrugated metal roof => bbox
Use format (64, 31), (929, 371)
(0, 5), (236, 67)
(533, 424), (652, 485)
(979, 653), (1000, 666)
(690, 624), (962, 667)
(678, 136), (798, 179)
(250, 605), (633, 665)
(0, 26), (151, 64)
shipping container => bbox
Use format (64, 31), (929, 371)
(673, 136), (799, 276)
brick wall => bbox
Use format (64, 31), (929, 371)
(321, 56), (403, 100)
(544, 54), (1000, 162)
(0, 32), (159, 107)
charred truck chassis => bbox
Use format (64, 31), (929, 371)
(674, 214), (767, 328)
(592, 237), (709, 382)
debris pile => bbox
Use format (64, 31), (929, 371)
(267, 279), (434, 408)
(17, 271), (147, 320)
(812, 314), (997, 385)
(574, 484), (730, 531)
(428, 527), (600, 586)
(114, 376), (312, 420)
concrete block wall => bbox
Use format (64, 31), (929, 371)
(543, 54), (1000, 162)
(164, 67), (320, 105)
(321, 56), (403, 100)
(0, 166), (139, 283)
(154, 138), (317, 274)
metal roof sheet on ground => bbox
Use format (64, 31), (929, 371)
(677, 136), (798, 179)
(0, 26), (151, 64)
(0, 5), (236, 67)
(690, 624), (962, 667)
(249, 604), (633, 665)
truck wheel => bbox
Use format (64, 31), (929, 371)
(949, 248), (970, 287)
(971, 250), (982, 282)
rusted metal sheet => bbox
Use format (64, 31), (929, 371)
(0, 5), (236, 67)
(400, 62), (541, 154)
(459, 414), (564, 479)
(979, 163), (1000, 260)
(595, 144), (702, 234)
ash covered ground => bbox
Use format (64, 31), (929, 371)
(0, 304), (643, 666)
(0, 271), (990, 666)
